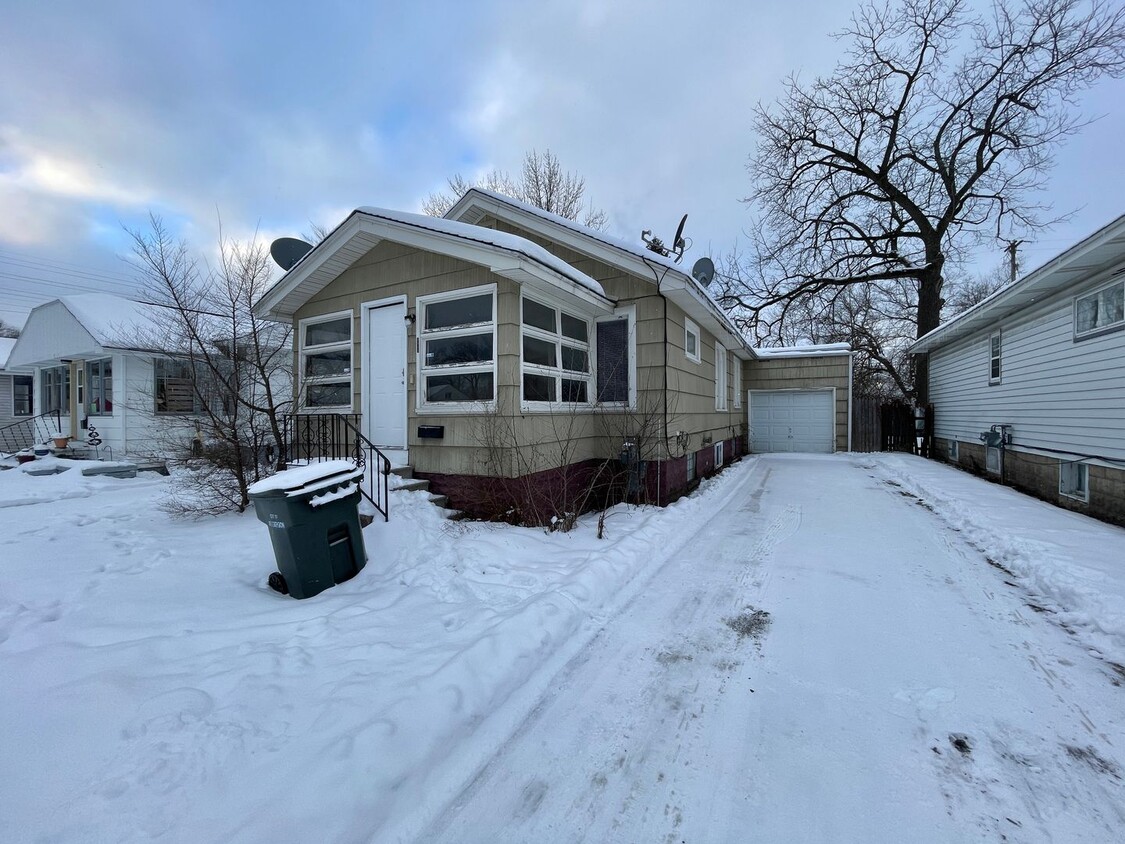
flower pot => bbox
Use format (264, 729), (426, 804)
(52, 437), (70, 449)
(17, 454), (36, 464)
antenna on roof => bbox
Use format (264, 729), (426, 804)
(269, 237), (314, 271)
(641, 213), (690, 263)
(691, 256), (716, 288)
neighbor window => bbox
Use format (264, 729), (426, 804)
(1075, 279), (1124, 339)
(948, 439), (959, 461)
(685, 319), (701, 363)
(300, 311), (352, 409)
(85, 358), (112, 416)
(988, 331), (1002, 384)
(733, 356), (742, 409)
(155, 359), (202, 415)
(1059, 462), (1089, 502)
(418, 286), (495, 407)
(714, 441), (724, 468)
(520, 296), (592, 406)
(715, 342), (728, 411)
(13, 375), (32, 416)
(41, 365), (69, 414)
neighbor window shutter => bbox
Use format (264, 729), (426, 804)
(596, 319), (629, 403)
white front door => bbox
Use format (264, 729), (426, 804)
(366, 303), (406, 448)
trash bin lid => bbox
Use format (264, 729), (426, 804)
(248, 460), (363, 496)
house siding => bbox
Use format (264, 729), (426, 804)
(743, 355), (852, 452)
(0, 374), (13, 424)
(927, 269), (1125, 524)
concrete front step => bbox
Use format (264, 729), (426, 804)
(389, 467), (462, 520)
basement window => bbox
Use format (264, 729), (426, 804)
(1059, 462), (1089, 502)
(986, 446), (1001, 475)
(714, 441), (724, 469)
(948, 440), (959, 461)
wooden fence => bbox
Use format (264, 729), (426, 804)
(851, 398), (932, 454)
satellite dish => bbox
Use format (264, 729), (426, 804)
(691, 256), (716, 288)
(270, 237), (314, 271)
(672, 214), (688, 261)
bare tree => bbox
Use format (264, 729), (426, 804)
(126, 215), (292, 514)
(423, 148), (609, 230)
(718, 0), (1125, 400)
(0, 319), (18, 339)
(944, 262), (1012, 314)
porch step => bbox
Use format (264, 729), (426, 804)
(389, 466), (463, 520)
(395, 478), (430, 493)
(389, 465), (414, 481)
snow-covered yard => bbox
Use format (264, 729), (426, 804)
(2, 453), (1124, 842)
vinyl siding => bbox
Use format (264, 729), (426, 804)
(929, 275), (1125, 461)
(0, 374), (12, 422)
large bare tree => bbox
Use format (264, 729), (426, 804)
(718, 0), (1125, 399)
(423, 148), (608, 230)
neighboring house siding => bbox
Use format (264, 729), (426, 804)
(744, 356), (852, 452)
(0, 374), (13, 425)
(929, 276), (1125, 461)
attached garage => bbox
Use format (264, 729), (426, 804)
(749, 389), (836, 453)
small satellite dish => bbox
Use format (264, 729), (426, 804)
(691, 256), (716, 288)
(270, 237), (314, 271)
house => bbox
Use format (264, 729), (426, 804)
(5, 293), (289, 459)
(0, 337), (34, 431)
(254, 189), (852, 519)
(910, 214), (1125, 526)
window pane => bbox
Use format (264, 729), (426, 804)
(522, 298), (556, 332)
(425, 333), (493, 367)
(1077, 296), (1098, 333)
(305, 317), (350, 346)
(597, 320), (629, 403)
(561, 379), (587, 403)
(561, 313), (587, 342)
(14, 376), (32, 415)
(425, 294), (492, 330)
(425, 372), (494, 402)
(306, 383), (351, 407)
(561, 346), (588, 373)
(304, 349), (352, 377)
(523, 335), (557, 367)
(1100, 284), (1124, 327)
(686, 330), (697, 357)
(523, 373), (556, 402)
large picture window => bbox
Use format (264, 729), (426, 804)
(41, 365), (69, 414)
(418, 286), (496, 407)
(300, 312), (353, 409)
(85, 358), (112, 416)
(521, 296), (591, 407)
(1075, 279), (1124, 339)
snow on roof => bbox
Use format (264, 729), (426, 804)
(455, 187), (689, 276)
(752, 342), (852, 358)
(0, 337), (16, 369)
(57, 293), (176, 349)
(353, 206), (607, 298)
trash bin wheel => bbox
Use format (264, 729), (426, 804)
(268, 572), (289, 595)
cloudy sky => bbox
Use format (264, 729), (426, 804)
(2, 0), (1122, 327)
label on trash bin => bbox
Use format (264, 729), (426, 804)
(268, 513), (285, 529)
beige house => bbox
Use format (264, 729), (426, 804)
(255, 190), (851, 518)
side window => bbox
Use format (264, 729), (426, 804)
(521, 297), (592, 406)
(596, 309), (634, 406)
(733, 355), (742, 409)
(300, 312), (353, 409)
(1075, 279), (1124, 339)
(418, 287), (496, 407)
(715, 342), (728, 411)
(684, 319), (701, 363)
(988, 331), (1001, 384)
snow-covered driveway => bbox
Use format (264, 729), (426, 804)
(422, 455), (1125, 843)
(3, 453), (1125, 843)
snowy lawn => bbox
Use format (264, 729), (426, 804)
(2, 453), (1124, 842)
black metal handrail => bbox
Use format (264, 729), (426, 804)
(0, 410), (62, 455)
(282, 413), (391, 522)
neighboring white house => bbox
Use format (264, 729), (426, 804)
(910, 214), (1125, 526)
(6, 293), (291, 459)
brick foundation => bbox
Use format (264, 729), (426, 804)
(934, 437), (1125, 528)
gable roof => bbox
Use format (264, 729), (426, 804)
(254, 206), (613, 321)
(911, 214), (1125, 355)
(0, 337), (17, 371)
(445, 188), (754, 358)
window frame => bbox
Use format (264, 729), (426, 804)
(1073, 277), (1125, 340)
(684, 318), (701, 364)
(41, 365), (69, 414)
(85, 357), (113, 417)
(299, 310), (354, 412)
(715, 341), (728, 411)
(594, 305), (637, 410)
(416, 284), (497, 413)
(714, 441), (724, 469)
(988, 331), (1002, 385)
(12, 374), (33, 416)
(520, 293), (594, 411)
(154, 357), (205, 416)
(732, 354), (742, 409)
(1059, 461), (1089, 503)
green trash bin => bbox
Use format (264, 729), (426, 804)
(248, 460), (368, 599)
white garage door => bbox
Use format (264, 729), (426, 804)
(749, 390), (835, 453)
